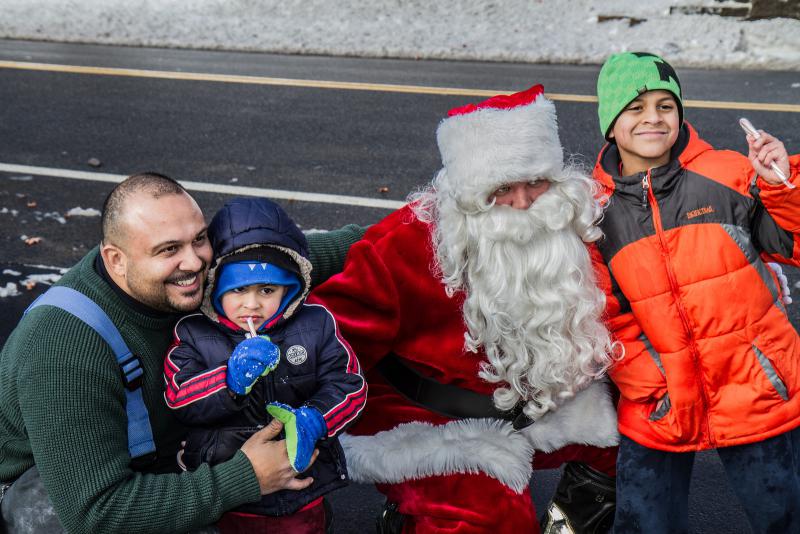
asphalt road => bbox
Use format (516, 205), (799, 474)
(1, 39), (799, 533)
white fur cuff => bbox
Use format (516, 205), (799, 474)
(521, 380), (619, 452)
(340, 383), (617, 494)
(341, 418), (535, 493)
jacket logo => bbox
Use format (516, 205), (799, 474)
(286, 345), (308, 365)
(686, 206), (715, 220)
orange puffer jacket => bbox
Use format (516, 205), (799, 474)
(593, 123), (800, 452)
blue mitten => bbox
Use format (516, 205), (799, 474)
(266, 402), (326, 472)
(226, 336), (280, 395)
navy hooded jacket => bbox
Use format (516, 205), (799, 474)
(163, 197), (367, 516)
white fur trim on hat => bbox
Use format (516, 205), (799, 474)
(436, 94), (563, 209)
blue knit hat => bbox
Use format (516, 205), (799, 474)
(212, 260), (301, 327)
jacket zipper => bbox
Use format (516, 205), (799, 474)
(641, 169), (714, 446)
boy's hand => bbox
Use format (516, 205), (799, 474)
(266, 402), (326, 472)
(767, 262), (793, 305)
(747, 130), (791, 186)
(227, 336), (280, 395)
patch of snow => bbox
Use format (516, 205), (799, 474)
(65, 207), (101, 217)
(0, 282), (20, 298)
(41, 211), (67, 224)
(0, 1), (797, 70)
(2, 269), (22, 276)
(24, 263), (70, 274)
(22, 273), (63, 286)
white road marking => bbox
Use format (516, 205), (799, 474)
(0, 163), (405, 210)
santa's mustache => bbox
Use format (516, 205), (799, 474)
(471, 182), (598, 243)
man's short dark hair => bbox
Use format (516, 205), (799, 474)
(101, 172), (188, 245)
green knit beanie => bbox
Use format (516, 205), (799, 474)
(597, 52), (683, 140)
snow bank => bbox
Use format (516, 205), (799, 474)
(0, 0), (798, 70)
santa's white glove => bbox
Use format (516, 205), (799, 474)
(518, 381), (619, 452)
(767, 262), (792, 305)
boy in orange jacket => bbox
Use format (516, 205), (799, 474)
(593, 51), (800, 533)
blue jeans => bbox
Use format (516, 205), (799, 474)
(614, 427), (800, 534)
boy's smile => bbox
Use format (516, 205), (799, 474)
(609, 90), (681, 176)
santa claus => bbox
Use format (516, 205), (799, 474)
(309, 84), (619, 533)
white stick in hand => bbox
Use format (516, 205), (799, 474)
(739, 118), (794, 189)
(246, 317), (258, 338)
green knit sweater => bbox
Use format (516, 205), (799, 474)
(307, 224), (366, 287)
(0, 249), (259, 533)
(0, 225), (365, 533)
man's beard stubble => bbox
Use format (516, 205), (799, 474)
(126, 264), (207, 313)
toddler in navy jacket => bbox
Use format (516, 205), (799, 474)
(163, 197), (366, 533)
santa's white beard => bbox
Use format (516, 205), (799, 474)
(416, 175), (615, 420)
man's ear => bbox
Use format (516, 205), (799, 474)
(101, 243), (127, 278)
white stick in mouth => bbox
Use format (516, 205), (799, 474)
(246, 317), (258, 338)
(739, 118), (794, 189)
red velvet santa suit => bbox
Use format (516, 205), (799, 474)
(309, 205), (618, 533)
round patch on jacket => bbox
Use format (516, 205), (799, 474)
(286, 345), (308, 365)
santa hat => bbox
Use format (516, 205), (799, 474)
(435, 84), (563, 209)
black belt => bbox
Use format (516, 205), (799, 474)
(375, 353), (534, 429)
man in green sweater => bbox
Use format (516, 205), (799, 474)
(0, 173), (362, 533)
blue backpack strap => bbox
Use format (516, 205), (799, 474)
(25, 286), (156, 459)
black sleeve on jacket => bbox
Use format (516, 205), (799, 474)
(750, 185), (795, 258)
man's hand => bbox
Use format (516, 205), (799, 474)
(240, 420), (319, 495)
(266, 402), (327, 472)
(227, 335), (280, 395)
